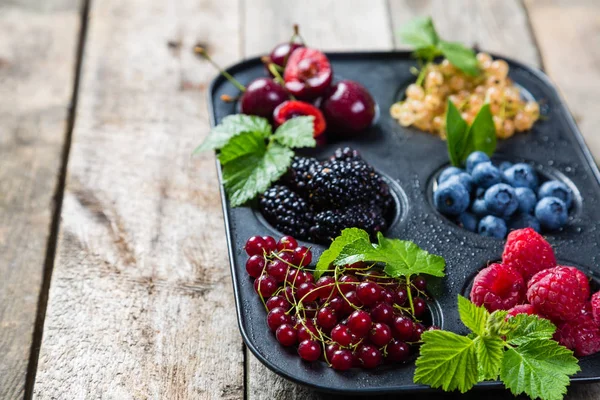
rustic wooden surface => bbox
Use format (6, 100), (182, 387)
(0, 0), (82, 398)
(0, 0), (598, 399)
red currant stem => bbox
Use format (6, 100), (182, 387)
(406, 275), (415, 317)
(271, 251), (299, 269)
(194, 46), (247, 93)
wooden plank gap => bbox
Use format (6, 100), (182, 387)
(23, 0), (92, 398)
(518, 0), (547, 71)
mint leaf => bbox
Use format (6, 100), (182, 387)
(195, 115), (271, 152)
(461, 103), (496, 162)
(333, 232), (445, 279)
(445, 99), (468, 167)
(399, 16), (439, 49)
(501, 339), (580, 400)
(437, 41), (479, 76)
(505, 314), (557, 346)
(272, 116), (316, 148)
(315, 228), (370, 279)
(220, 132), (293, 206)
(458, 296), (489, 336)
(474, 336), (504, 380)
(414, 330), (479, 393)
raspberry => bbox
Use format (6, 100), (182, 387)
(470, 263), (525, 312)
(562, 266), (591, 300)
(554, 313), (600, 357)
(502, 228), (556, 281)
(527, 266), (587, 322)
(592, 292), (600, 325)
(506, 304), (537, 318)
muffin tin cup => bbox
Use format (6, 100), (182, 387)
(209, 51), (600, 394)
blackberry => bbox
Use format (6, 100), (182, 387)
(310, 203), (388, 243)
(260, 185), (313, 240)
(307, 159), (391, 210)
(281, 156), (320, 195)
(329, 147), (362, 162)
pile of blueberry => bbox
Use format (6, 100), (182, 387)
(434, 151), (574, 238)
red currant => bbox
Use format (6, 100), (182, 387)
(296, 320), (318, 342)
(296, 282), (318, 303)
(360, 270), (385, 282)
(356, 282), (382, 306)
(347, 310), (372, 338)
(254, 275), (278, 298)
(330, 349), (353, 371)
(315, 276), (336, 299)
(298, 340), (321, 361)
(331, 324), (352, 347)
(343, 291), (363, 311)
(277, 236), (298, 252)
(262, 235), (277, 254)
(357, 344), (382, 369)
(325, 343), (342, 361)
(387, 339), (411, 362)
(328, 296), (345, 314)
(338, 275), (359, 294)
(276, 251), (295, 265)
(368, 322), (392, 347)
(299, 271), (314, 284)
(293, 246), (312, 266)
(282, 286), (296, 304)
(245, 236), (266, 256)
(245, 255), (265, 278)
(392, 315), (414, 341)
(412, 323), (426, 342)
(412, 276), (427, 292)
(266, 259), (289, 283)
(302, 301), (319, 318)
(380, 288), (395, 304)
(413, 297), (428, 318)
(394, 287), (408, 306)
(266, 295), (290, 311)
(370, 302), (394, 325)
(267, 307), (292, 331)
(316, 306), (338, 331)
(275, 324), (297, 346)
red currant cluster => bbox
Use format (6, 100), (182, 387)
(244, 234), (437, 371)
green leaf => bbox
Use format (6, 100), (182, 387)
(474, 336), (504, 381)
(501, 339), (580, 400)
(505, 314), (557, 346)
(486, 310), (511, 337)
(457, 296), (489, 336)
(314, 228), (370, 279)
(461, 104), (496, 163)
(414, 330), (479, 393)
(445, 99), (468, 167)
(220, 133), (293, 207)
(272, 116), (316, 148)
(195, 114), (271, 152)
(437, 41), (479, 76)
(399, 16), (439, 49)
(333, 232), (445, 279)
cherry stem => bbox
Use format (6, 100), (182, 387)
(291, 24), (305, 44)
(194, 46), (246, 93)
(220, 94), (239, 103)
(267, 63), (296, 101)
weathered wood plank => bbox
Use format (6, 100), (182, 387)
(388, 0), (541, 68)
(524, 0), (600, 160)
(0, 1), (81, 398)
(32, 0), (245, 398)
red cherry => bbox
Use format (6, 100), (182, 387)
(273, 101), (327, 138)
(269, 42), (305, 69)
(284, 48), (333, 100)
(240, 78), (288, 119)
(321, 80), (376, 134)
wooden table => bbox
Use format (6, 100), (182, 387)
(1, 0), (599, 398)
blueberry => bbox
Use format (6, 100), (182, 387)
(484, 183), (519, 218)
(538, 180), (573, 208)
(475, 187), (485, 199)
(439, 167), (463, 184)
(466, 151), (490, 174)
(472, 162), (502, 189)
(535, 196), (568, 231)
(434, 181), (470, 216)
(509, 213), (541, 233)
(499, 161), (513, 172)
(514, 187), (537, 214)
(446, 172), (474, 193)
(457, 212), (478, 232)
(478, 215), (508, 238)
(471, 198), (488, 217)
(503, 163), (539, 190)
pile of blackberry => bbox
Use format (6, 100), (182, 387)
(259, 147), (393, 243)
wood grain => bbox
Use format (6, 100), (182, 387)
(388, 0), (541, 68)
(524, 0), (600, 159)
(0, 1), (81, 398)
(32, 0), (244, 398)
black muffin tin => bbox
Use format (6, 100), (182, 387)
(208, 51), (600, 394)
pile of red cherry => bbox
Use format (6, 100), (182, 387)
(199, 26), (376, 140)
(244, 234), (436, 371)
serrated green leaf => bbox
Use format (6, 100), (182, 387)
(457, 296), (489, 336)
(487, 310), (511, 337)
(505, 314), (557, 346)
(195, 114), (271, 152)
(474, 336), (504, 380)
(414, 330), (479, 393)
(272, 116), (316, 148)
(314, 228), (371, 279)
(399, 16), (439, 49)
(501, 339), (580, 400)
(437, 40), (479, 76)
(220, 133), (293, 207)
(333, 232), (445, 279)
(445, 99), (468, 167)
(461, 104), (496, 163)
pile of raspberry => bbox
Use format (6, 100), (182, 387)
(470, 228), (600, 357)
